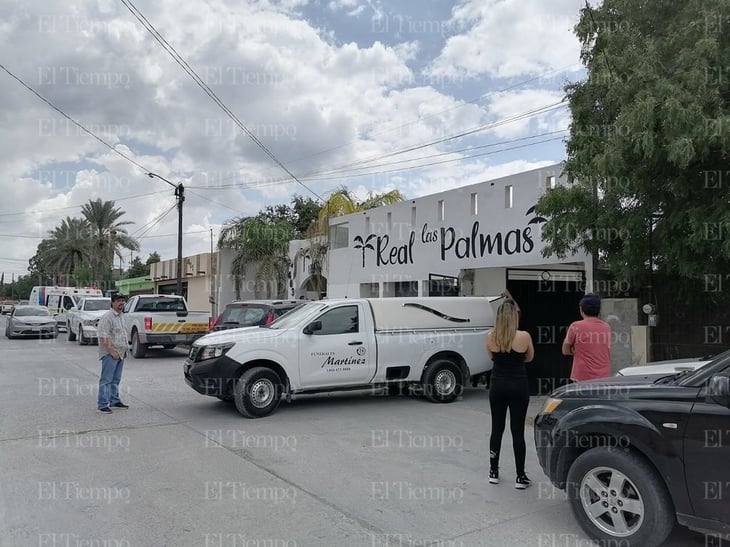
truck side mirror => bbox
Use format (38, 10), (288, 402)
(303, 320), (322, 335)
(708, 375), (730, 407)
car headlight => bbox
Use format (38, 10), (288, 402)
(540, 397), (563, 415)
(196, 343), (234, 362)
(82, 319), (98, 326)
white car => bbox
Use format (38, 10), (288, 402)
(66, 296), (111, 345)
(617, 356), (714, 377)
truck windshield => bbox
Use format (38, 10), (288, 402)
(266, 302), (325, 330)
(84, 299), (111, 311)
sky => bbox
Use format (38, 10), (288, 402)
(0, 0), (594, 278)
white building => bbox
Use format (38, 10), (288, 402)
(313, 163), (592, 299)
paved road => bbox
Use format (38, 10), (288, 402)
(0, 316), (708, 547)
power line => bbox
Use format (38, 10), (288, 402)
(287, 135), (567, 182)
(186, 188), (245, 215)
(0, 63), (153, 175)
(281, 63), (581, 166)
(139, 229), (212, 239)
(118, 0), (323, 201)
(0, 189), (171, 219)
(131, 202), (178, 239)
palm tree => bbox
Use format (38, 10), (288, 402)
(218, 216), (295, 299)
(80, 199), (140, 284)
(315, 187), (406, 234)
(43, 217), (91, 284)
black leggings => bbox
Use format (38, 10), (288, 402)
(489, 379), (530, 476)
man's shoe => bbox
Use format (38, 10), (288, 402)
(515, 475), (532, 489)
(97, 407), (112, 414)
(489, 469), (499, 484)
(111, 402), (129, 409)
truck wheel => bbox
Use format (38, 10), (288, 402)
(422, 358), (463, 403)
(131, 330), (147, 358)
(566, 447), (675, 547)
(78, 326), (88, 345)
(233, 367), (282, 418)
(67, 325), (76, 342)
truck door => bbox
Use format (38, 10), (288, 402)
(683, 367), (730, 523)
(298, 303), (375, 388)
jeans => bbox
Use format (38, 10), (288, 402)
(98, 354), (124, 409)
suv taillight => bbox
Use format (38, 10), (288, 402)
(144, 317), (152, 330)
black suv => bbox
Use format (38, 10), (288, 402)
(535, 349), (730, 547)
(210, 300), (301, 332)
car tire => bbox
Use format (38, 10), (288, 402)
(131, 330), (147, 358)
(67, 325), (76, 342)
(79, 326), (87, 345)
(422, 358), (463, 403)
(566, 446), (675, 547)
(233, 367), (282, 418)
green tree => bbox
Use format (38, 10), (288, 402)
(28, 239), (57, 285)
(80, 199), (140, 285)
(316, 187), (406, 233)
(127, 256), (149, 278)
(218, 216), (295, 299)
(43, 217), (91, 283)
(256, 195), (322, 238)
(145, 251), (161, 266)
(536, 0), (730, 299)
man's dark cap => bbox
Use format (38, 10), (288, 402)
(110, 293), (126, 302)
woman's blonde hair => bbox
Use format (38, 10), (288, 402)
(492, 299), (519, 352)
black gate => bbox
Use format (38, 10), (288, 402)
(507, 269), (585, 395)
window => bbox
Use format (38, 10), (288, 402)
(505, 185), (513, 208)
(382, 281), (418, 297)
(360, 283), (379, 298)
(437, 200), (445, 221)
(411, 206), (417, 227)
(470, 193), (478, 215)
(63, 296), (74, 310)
(365, 216), (370, 234)
(46, 294), (60, 309)
(387, 212), (392, 231)
(330, 223), (349, 249)
(314, 305), (359, 335)
(546, 175), (556, 190)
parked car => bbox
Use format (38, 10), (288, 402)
(185, 297), (496, 418)
(616, 356), (713, 378)
(534, 349), (730, 547)
(66, 296), (111, 345)
(5, 305), (58, 338)
(123, 294), (211, 358)
(1, 300), (18, 314)
(209, 299), (302, 332)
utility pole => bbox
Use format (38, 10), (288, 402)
(148, 173), (184, 298)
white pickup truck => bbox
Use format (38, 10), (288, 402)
(123, 294), (211, 358)
(184, 296), (496, 418)
(66, 296), (111, 345)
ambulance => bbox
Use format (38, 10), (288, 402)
(28, 286), (104, 331)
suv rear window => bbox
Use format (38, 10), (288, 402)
(216, 302), (300, 329)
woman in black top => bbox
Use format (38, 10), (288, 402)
(486, 297), (535, 489)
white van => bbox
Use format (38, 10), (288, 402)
(29, 286), (103, 330)
(185, 296), (497, 418)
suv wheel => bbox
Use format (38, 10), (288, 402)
(422, 358), (463, 403)
(567, 447), (675, 547)
(67, 325), (76, 342)
(234, 367), (282, 418)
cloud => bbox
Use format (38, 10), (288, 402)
(427, 0), (584, 79)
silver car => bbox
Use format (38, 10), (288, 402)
(5, 305), (58, 339)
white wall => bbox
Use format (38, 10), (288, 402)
(324, 164), (591, 298)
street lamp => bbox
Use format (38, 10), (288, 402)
(148, 173), (185, 298)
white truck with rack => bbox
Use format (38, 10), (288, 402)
(184, 296), (496, 418)
(123, 294), (211, 358)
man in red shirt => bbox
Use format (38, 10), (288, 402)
(562, 293), (612, 381)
